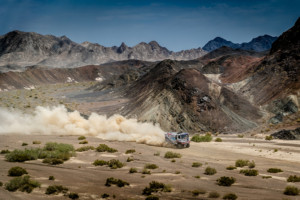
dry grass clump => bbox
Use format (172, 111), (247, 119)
(164, 151), (182, 159)
(265, 135), (273, 140)
(145, 164), (158, 169)
(32, 141), (41, 144)
(226, 166), (237, 170)
(77, 136), (86, 140)
(215, 138), (222, 142)
(79, 140), (88, 144)
(95, 144), (117, 153)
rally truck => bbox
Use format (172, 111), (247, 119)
(165, 132), (190, 148)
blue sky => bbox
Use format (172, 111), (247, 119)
(0, 0), (299, 51)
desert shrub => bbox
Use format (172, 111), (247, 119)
(237, 134), (244, 138)
(8, 166), (28, 176)
(226, 166), (237, 170)
(42, 158), (64, 165)
(194, 175), (200, 179)
(175, 171), (181, 174)
(0, 181), (3, 187)
(127, 157), (134, 162)
(5, 149), (40, 162)
(192, 189), (206, 196)
(22, 143), (28, 146)
(76, 146), (95, 152)
(171, 159), (176, 163)
(44, 142), (74, 152)
(240, 169), (258, 176)
(209, 191), (220, 198)
(154, 152), (160, 156)
(45, 185), (68, 195)
(215, 138), (222, 142)
(262, 176), (272, 179)
(142, 181), (172, 196)
(235, 159), (249, 167)
(248, 160), (256, 168)
(78, 136), (86, 140)
(32, 141), (41, 144)
(265, 135), (273, 140)
(93, 159), (108, 166)
(223, 193), (238, 200)
(287, 175), (300, 182)
(96, 144), (117, 153)
(129, 168), (137, 173)
(101, 193), (109, 198)
(191, 133), (212, 142)
(145, 195), (159, 200)
(142, 169), (151, 174)
(0, 149), (10, 154)
(204, 167), (217, 175)
(105, 177), (129, 187)
(284, 186), (299, 196)
(79, 140), (88, 144)
(145, 164), (158, 169)
(192, 162), (202, 167)
(49, 176), (55, 180)
(5, 175), (40, 193)
(164, 151), (182, 159)
(69, 192), (79, 199)
(108, 159), (124, 169)
(267, 168), (283, 173)
(216, 177), (236, 186)
(125, 149), (136, 154)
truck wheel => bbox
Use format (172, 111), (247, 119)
(186, 144), (190, 148)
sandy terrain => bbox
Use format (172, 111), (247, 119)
(0, 134), (300, 200)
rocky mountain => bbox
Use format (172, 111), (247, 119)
(203, 35), (278, 52)
(0, 31), (206, 72)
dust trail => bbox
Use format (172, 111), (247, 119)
(0, 105), (165, 146)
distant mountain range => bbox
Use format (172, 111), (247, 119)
(202, 35), (278, 52)
(0, 30), (277, 72)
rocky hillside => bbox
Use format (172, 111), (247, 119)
(0, 31), (206, 72)
(203, 35), (278, 52)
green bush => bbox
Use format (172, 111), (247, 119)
(22, 143), (28, 146)
(78, 136), (86, 140)
(284, 186), (299, 196)
(127, 157), (134, 162)
(287, 175), (300, 182)
(192, 189), (206, 196)
(191, 134), (212, 142)
(76, 146), (95, 152)
(192, 162), (202, 167)
(49, 176), (55, 180)
(5, 149), (40, 162)
(8, 166), (28, 176)
(0, 149), (10, 154)
(108, 159), (124, 169)
(142, 169), (151, 174)
(96, 144), (117, 153)
(79, 140), (88, 144)
(32, 141), (41, 144)
(129, 168), (137, 173)
(145, 195), (159, 200)
(101, 193), (110, 198)
(5, 175), (40, 193)
(267, 168), (283, 173)
(215, 138), (222, 142)
(93, 160), (108, 166)
(45, 185), (68, 195)
(223, 193), (238, 200)
(171, 159), (176, 163)
(164, 151), (182, 159)
(248, 160), (256, 168)
(44, 142), (74, 152)
(105, 177), (129, 187)
(69, 192), (79, 199)
(265, 135), (273, 140)
(204, 167), (217, 175)
(209, 191), (220, 198)
(235, 159), (249, 167)
(143, 181), (171, 196)
(42, 158), (64, 165)
(226, 166), (237, 170)
(125, 149), (136, 154)
(216, 177), (236, 186)
(145, 164), (158, 169)
(240, 169), (258, 176)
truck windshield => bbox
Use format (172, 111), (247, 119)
(179, 134), (188, 140)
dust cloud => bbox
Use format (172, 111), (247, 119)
(0, 105), (165, 146)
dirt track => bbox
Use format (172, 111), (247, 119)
(1, 134), (300, 200)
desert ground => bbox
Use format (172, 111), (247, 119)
(0, 82), (300, 200)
